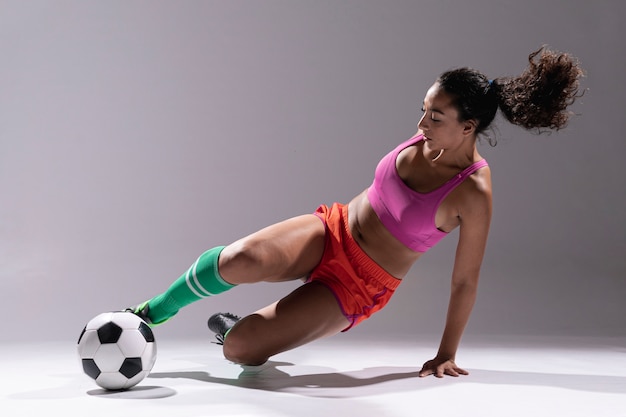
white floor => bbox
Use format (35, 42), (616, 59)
(2, 334), (625, 417)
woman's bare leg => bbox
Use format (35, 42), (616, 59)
(130, 213), (330, 326)
(218, 214), (327, 284)
(222, 282), (350, 365)
(213, 213), (349, 365)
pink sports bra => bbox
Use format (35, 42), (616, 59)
(366, 134), (488, 252)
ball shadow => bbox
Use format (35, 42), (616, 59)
(87, 385), (177, 399)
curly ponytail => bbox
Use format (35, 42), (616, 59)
(436, 46), (584, 144)
(493, 46), (584, 131)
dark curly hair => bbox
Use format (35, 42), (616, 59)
(436, 46), (584, 145)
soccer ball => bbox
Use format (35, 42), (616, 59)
(77, 311), (157, 390)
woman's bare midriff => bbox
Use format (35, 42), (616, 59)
(347, 189), (422, 279)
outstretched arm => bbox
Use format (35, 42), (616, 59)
(419, 182), (492, 378)
(419, 271), (478, 378)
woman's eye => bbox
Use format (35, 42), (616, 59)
(421, 106), (440, 122)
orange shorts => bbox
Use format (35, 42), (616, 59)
(307, 202), (401, 331)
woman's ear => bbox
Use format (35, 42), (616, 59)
(463, 119), (477, 137)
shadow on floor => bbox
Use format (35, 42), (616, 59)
(147, 360), (626, 398)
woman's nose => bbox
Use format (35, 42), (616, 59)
(418, 114), (428, 130)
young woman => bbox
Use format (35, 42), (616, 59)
(128, 46), (584, 378)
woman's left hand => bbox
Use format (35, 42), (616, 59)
(418, 357), (469, 378)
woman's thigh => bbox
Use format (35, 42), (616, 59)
(218, 214), (326, 284)
(223, 281), (350, 365)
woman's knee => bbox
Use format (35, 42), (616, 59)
(222, 316), (269, 366)
(221, 240), (257, 268)
(219, 239), (279, 283)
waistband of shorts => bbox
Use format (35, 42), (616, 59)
(337, 203), (402, 291)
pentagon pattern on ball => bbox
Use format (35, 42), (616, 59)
(138, 321), (155, 343)
(77, 311), (157, 390)
(81, 358), (100, 380)
(97, 321), (123, 344)
(119, 357), (143, 378)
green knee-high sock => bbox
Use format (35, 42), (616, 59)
(144, 246), (235, 325)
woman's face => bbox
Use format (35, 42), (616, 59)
(418, 82), (473, 150)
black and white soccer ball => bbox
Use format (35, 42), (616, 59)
(77, 311), (157, 390)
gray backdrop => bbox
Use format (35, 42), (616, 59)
(1, 0), (624, 343)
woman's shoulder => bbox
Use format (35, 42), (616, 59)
(391, 131), (425, 156)
(460, 164), (492, 210)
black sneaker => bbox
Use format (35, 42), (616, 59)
(125, 301), (173, 327)
(125, 301), (154, 326)
(208, 312), (241, 345)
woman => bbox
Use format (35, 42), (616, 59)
(128, 46), (584, 378)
